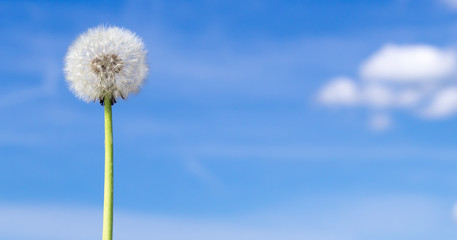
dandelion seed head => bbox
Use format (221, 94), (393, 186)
(64, 25), (148, 104)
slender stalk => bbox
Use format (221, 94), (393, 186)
(102, 99), (113, 240)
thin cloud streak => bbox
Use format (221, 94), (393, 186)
(0, 194), (451, 240)
(0, 59), (60, 110)
(170, 144), (457, 162)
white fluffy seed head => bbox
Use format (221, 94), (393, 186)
(64, 25), (148, 105)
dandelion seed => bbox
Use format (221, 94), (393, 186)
(64, 25), (148, 105)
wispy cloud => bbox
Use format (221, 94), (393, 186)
(185, 159), (222, 189)
(0, 194), (452, 240)
(0, 46), (61, 110)
(174, 144), (457, 162)
(441, 0), (457, 9)
(369, 113), (392, 131)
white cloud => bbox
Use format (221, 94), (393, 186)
(360, 44), (456, 82)
(318, 77), (359, 105)
(423, 87), (457, 118)
(318, 42), (457, 129)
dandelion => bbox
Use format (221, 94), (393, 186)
(65, 25), (148, 105)
(64, 25), (148, 240)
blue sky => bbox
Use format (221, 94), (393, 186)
(3, 0), (457, 239)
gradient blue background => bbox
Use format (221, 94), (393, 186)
(2, 0), (457, 239)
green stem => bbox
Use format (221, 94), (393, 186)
(102, 99), (113, 240)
